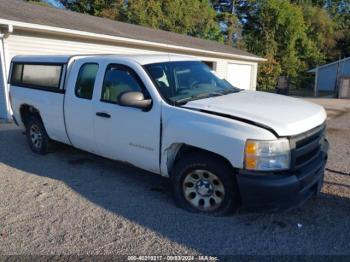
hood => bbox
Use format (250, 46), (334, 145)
(183, 91), (326, 137)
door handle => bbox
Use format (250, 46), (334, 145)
(96, 112), (111, 118)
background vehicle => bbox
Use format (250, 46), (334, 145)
(9, 54), (329, 215)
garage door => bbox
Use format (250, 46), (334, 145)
(226, 63), (252, 90)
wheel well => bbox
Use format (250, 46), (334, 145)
(19, 104), (41, 127)
(167, 144), (234, 176)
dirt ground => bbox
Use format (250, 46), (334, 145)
(0, 111), (349, 256)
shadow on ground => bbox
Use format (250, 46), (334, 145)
(0, 125), (349, 255)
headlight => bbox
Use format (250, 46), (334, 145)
(244, 139), (290, 171)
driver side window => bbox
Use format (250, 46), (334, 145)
(101, 65), (144, 104)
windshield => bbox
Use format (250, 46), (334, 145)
(144, 61), (240, 105)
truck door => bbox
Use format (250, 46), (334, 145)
(93, 63), (161, 174)
(64, 60), (100, 153)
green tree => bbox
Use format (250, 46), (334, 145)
(216, 12), (241, 46)
(290, 0), (325, 6)
(24, 0), (52, 7)
(29, 0), (349, 91)
(59, 0), (125, 20)
(59, 0), (223, 42)
(326, 0), (350, 58)
(123, 0), (223, 41)
(301, 5), (337, 64)
(238, 0), (312, 89)
(236, 0), (339, 90)
(294, 0), (350, 58)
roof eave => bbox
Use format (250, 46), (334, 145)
(0, 19), (266, 62)
(309, 57), (350, 71)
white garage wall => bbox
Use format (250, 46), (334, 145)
(181, 56), (258, 89)
(226, 61), (258, 90)
(0, 37), (10, 119)
(214, 60), (228, 79)
(0, 32), (259, 119)
(227, 63), (252, 90)
(0, 52), (6, 119)
(6, 33), (256, 82)
(184, 55), (228, 79)
(5, 33), (234, 81)
(194, 56), (258, 90)
(6, 33), (164, 59)
(3, 33), (162, 119)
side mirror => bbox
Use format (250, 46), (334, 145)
(119, 91), (152, 110)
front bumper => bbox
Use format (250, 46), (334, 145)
(236, 138), (329, 211)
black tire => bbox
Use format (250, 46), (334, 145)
(25, 115), (54, 155)
(171, 152), (240, 216)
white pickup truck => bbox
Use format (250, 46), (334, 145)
(9, 54), (329, 215)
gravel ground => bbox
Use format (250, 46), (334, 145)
(0, 112), (349, 255)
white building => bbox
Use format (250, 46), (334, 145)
(0, 0), (264, 120)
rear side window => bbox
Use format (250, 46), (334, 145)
(11, 63), (63, 91)
(75, 63), (99, 100)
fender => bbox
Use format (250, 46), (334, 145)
(160, 104), (277, 176)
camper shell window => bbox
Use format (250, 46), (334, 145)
(10, 63), (64, 92)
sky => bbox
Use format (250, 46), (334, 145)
(43, 0), (63, 8)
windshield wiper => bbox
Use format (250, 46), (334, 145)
(220, 89), (241, 95)
(175, 92), (223, 105)
(174, 88), (241, 106)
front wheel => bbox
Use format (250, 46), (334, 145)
(171, 152), (240, 216)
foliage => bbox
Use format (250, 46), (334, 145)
(326, 0), (350, 58)
(57, 0), (125, 19)
(216, 12), (241, 46)
(125, 0), (223, 41)
(27, 0), (350, 91)
(57, 0), (223, 42)
(302, 5), (337, 63)
(257, 56), (282, 91)
(25, 0), (52, 7)
(236, 0), (343, 90)
(238, 0), (307, 88)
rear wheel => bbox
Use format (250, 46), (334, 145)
(171, 152), (240, 216)
(26, 116), (54, 155)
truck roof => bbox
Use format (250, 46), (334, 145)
(11, 54), (200, 65)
